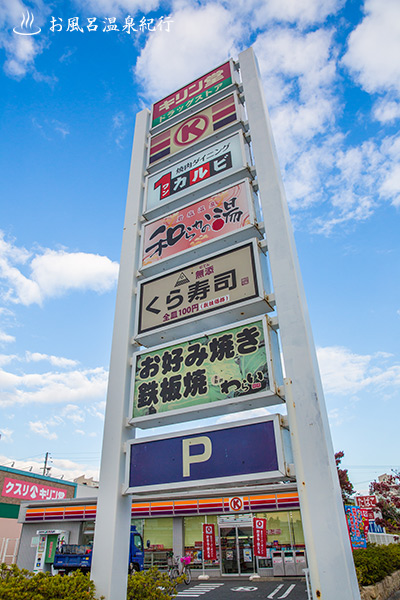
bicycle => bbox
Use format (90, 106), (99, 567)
(167, 552), (191, 585)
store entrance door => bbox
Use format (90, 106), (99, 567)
(219, 525), (255, 575)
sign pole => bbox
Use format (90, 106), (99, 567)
(239, 47), (361, 600)
(91, 108), (150, 600)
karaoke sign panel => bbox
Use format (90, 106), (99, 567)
(145, 132), (248, 216)
(130, 317), (282, 427)
(141, 181), (256, 270)
(125, 416), (286, 494)
(151, 61), (234, 128)
(148, 94), (240, 166)
(136, 240), (264, 340)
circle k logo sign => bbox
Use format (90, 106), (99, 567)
(174, 116), (209, 146)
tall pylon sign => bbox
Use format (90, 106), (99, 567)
(91, 48), (361, 600)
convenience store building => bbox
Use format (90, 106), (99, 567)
(17, 483), (306, 577)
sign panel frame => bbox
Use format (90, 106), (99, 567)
(129, 315), (284, 428)
(151, 60), (236, 130)
(144, 131), (252, 220)
(140, 179), (262, 278)
(134, 238), (273, 346)
(147, 92), (243, 172)
(124, 415), (287, 495)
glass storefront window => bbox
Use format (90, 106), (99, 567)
(184, 515), (219, 569)
(143, 517), (173, 551)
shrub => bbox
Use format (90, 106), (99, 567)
(0, 563), (100, 600)
(353, 543), (400, 586)
(0, 564), (181, 600)
(127, 566), (182, 600)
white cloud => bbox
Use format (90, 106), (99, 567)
(29, 420), (58, 440)
(0, 0), (50, 79)
(135, 3), (241, 101)
(373, 99), (400, 123)
(73, 0), (160, 17)
(61, 404), (86, 425)
(25, 351), (79, 368)
(253, 27), (338, 168)
(0, 233), (119, 306)
(243, 0), (345, 27)
(317, 345), (400, 396)
(0, 428), (14, 443)
(0, 331), (15, 344)
(0, 453), (100, 481)
(0, 366), (108, 407)
(342, 0), (400, 96)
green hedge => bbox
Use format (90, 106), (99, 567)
(354, 543), (400, 586)
(0, 564), (180, 600)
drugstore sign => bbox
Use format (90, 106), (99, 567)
(151, 61), (234, 128)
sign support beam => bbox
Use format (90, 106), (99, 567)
(239, 47), (360, 600)
(90, 108), (150, 600)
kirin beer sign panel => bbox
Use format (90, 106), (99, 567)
(129, 316), (284, 428)
(135, 239), (273, 346)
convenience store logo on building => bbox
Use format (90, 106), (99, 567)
(149, 94), (238, 166)
(151, 61), (233, 128)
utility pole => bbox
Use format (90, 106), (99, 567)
(42, 452), (50, 476)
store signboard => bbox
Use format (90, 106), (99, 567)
(141, 181), (257, 272)
(355, 496), (377, 509)
(136, 239), (270, 345)
(2, 477), (67, 501)
(345, 505), (367, 549)
(148, 94), (239, 166)
(130, 316), (283, 428)
(203, 524), (217, 560)
(152, 61), (234, 128)
(253, 517), (267, 557)
(145, 132), (248, 217)
(125, 415), (287, 494)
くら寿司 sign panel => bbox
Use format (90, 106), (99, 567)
(135, 239), (272, 345)
(125, 416), (287, 494)
(130, 316), (284, 428)
(151, 60), (234, 129)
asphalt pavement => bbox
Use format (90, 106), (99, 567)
(175, 578), (308, 600)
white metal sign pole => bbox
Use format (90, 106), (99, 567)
(91, 108), (150, 600)
(239, 48), (361, 600)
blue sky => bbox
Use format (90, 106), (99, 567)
(0, 0), (399, 493)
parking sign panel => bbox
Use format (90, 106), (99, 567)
(125, 416), (286, 494)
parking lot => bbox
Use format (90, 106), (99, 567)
(175, 579), (308, 600)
